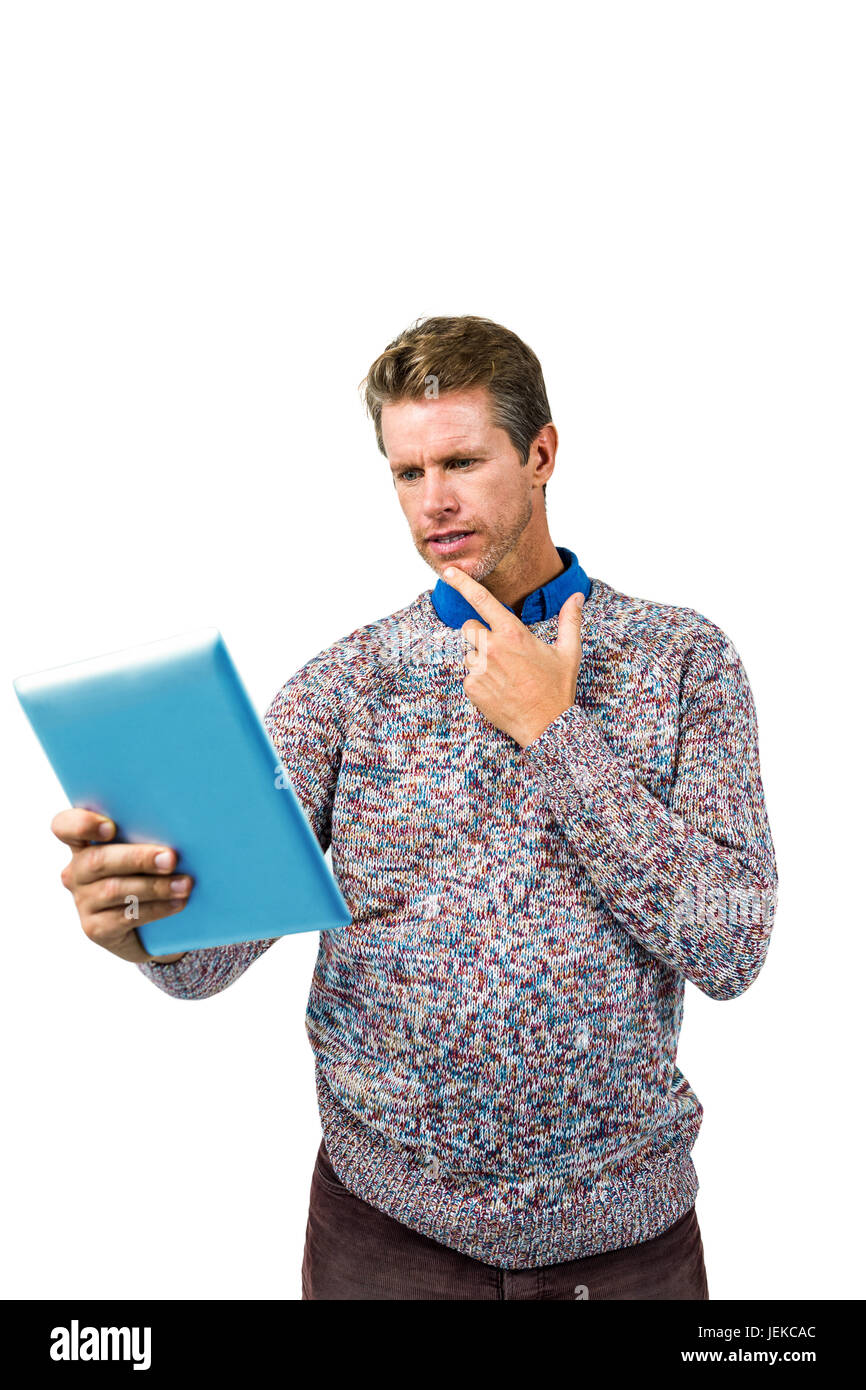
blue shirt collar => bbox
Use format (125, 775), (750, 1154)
(431, 545), (592, 630)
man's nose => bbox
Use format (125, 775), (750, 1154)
(420, 473), (460, 515)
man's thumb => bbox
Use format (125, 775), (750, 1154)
(555, 591), (584, 651)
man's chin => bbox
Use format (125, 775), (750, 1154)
(431, 554), (484, 580)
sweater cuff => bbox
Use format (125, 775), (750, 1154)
(520, 701), (634, 800)
(136, 949), (212, 999)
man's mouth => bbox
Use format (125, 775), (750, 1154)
(427, 531), (475, 554)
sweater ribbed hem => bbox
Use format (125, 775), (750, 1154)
(315, 1066), (700, 1270)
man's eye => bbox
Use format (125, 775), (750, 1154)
(396, 460), (475, 481)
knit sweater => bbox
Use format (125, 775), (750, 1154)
(137, 563), (778, 1269)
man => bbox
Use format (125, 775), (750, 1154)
(52, 315), (778, 1300)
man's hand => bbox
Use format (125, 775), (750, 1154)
(52, 809), (192, 964)
(440, 566), (585, 748)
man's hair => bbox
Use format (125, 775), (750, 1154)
(362, 315), (552, 497)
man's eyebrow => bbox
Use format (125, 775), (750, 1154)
(389, 449), (488, 471)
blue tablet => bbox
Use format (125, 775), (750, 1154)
(13, 628), (352, 955)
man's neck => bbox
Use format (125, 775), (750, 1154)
(484, 539), (566, 612)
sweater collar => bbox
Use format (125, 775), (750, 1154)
(430, 545), (592, 630)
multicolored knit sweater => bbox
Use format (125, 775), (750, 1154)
(137, 551), (778, 1269)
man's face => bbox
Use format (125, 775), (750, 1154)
(381, 386), (539, 584)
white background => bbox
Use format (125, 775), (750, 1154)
(1, 1), (863, 1300)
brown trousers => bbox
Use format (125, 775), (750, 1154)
(302, 1139), (710, 1301)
